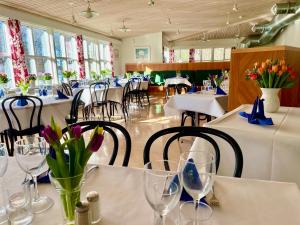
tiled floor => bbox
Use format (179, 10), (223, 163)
(89, 95), (204, 169)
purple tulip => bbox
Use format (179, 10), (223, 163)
(71, 125), (82, 140)
(88, 129), (104, 152)
(41, 125), (59, 144)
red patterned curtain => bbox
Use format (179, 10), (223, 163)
(162, 46), (165, 63)
(7, 18), (28, 83)
(76, 35), (85, 79)
(169, 49), (175, 63)
(189, 48), (195, 63)
(109, 42), (115, 77)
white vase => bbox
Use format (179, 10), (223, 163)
(260, 88), (281, 113)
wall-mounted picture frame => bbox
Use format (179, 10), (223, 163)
(134, 47), (150, 61)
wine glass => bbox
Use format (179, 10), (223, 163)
(179, 150), (215, 225)
(143, 160), (182, 225)
(0, 143), (8, 224)
(15, 137), (54, 214)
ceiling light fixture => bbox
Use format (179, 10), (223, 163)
(226, 12), (230, 25)
(80, 0), (99, 19)
(232, 2), (238, 12)
(168, 17), (172, 25)
(176, 29), (180, 35)
(69, 2), (77, 24)
(148, 0), (155, 7)
(119, 20), (131, 32)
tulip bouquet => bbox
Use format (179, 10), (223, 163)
(62, 70), (77, 79)
(209, 70), (229, 87)
(42, 117), (104, 223)
(0, 73), (9, 84)
(245, 59), (298, 88)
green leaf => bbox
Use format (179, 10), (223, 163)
(273, 75), (280, 88)
(46, 155), (60, 178)
(262, 72), (269, 88)
(278, 72), (290, 88)
(283, 80), (295, 88)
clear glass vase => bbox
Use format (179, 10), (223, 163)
(49, 172), (84, 225)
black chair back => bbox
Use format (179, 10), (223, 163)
(62, 83), (73, 96)
(62, 121), (131, 166)
(144, 126), (243, 177)
(90, 82), (109, 104)
(1, 95), (44, 155)
(176, 83), (190, 94)
(66, 89), (84, 124)
(129, 78), (141, 91)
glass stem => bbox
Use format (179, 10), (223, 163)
(154, 212), (166, 225)
(32, 175), (40, 202)
(194, 199), (199, 225)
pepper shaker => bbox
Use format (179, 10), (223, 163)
(75, 201), (91, 225)
(86, 191), (102, 224)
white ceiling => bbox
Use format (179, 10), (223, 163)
(0, 0), (287, 41)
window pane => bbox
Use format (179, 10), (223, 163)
(163, 47), (170, 63)
(174, 49), (189, 62)
(202, 48), (212, 61)
(195, 49), (201, 61)
(65, 36), (77, 60)
(25, 58), (37, 74)
(225, 48), (231, 60)
(53, 32), (66, 57)
(0, 57), (13, 82)
(32, 28), (50, 57)
(83, 40), (88, 59)
(35, 58), (52, 74)
(88, 42), (99, 60)
(90, 61), (98, 73)
(85, 60), (90, 78)
(213, 48), (224, 61)
(21, 26), (34, 55)
(0, 22), (9, 56)
(67, 59), (78, 74)
(56, 59), (67, 81)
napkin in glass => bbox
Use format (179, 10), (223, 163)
(72, 82), (79, 88)
(216, 87), (227, 95)
(239, 97), (274, 125)
(188, 84), (197, 93)
(56, 90), (69, 99)
(113, 78), (122, 87)
(16, 95), (28, 106)
(0, 89), (4, 98)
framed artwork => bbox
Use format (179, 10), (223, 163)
(134, 47), (150, 61)
(113, 49), (119, 59)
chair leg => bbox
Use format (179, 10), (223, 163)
(105, 104), (111, 121)
(146, 93), (150, 105)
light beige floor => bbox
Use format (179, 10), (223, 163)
(89, 96), (205, 168)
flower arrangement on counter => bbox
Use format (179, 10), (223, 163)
(0, 73), (9, 84)
(42, 117), (104, 223)
(62, 70), (77, 79)
(16, 77), (31, 95)
(245, 59), (298, 88)
(90, 71), (102, 81)
(27, 74), (37, 82)
(209, 70), (229, 87)
(40, 73), (53, 81)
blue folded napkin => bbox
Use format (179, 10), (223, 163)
(216, 87), (227, 95)
(143, 77), (149, 81)
(17, 95), (28, 106)
(72, 82), (79, 88)
(113, 78), (121, 87)
(188, 84), (197, 93)
(56, 90), (69, 99)
(0, 89), (4, 98)
(239, 97), (274, 126)
(43, 89), (48, 96)
(37, 171), (50, 184)
(170, 158), (207, 204)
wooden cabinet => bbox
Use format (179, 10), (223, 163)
(229, 46), (300, 110)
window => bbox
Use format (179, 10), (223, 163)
(213, 48), (225, 61)
(201, 48), (212, 61)
(21, 25), (53, 75)
(0, 21), (13, 86)
(194, 49), (201, 62)
(99, 42), (111, 71)
(174, 49), (189, 63)
(83, 39), (100, 78)
(53, 32), (79, 81)
(163, 47), (170, 63)
(224, 48), (231, 61)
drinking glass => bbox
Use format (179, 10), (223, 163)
(6, 180), (33, 225)
(143, 160), (182, 225)
(0, 143), (8, 224)
(180, 201), (212, 225)
(179, 150), (215, 225)
(15, 137), (53, 214)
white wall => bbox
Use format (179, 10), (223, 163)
(273, 20), (300, 47)
(120, 32), (163, 73)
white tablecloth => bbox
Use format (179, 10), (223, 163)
(0, 96), (72, 132)
(164, 93), (228, 118)
(118, 79), (149, 90)
(4, 159), (300, 225)
(164, 78), (191, 87)
(196, 104), (300, 186)
(73, 86), (124, 107)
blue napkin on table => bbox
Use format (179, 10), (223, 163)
(216, 87), (227, 95)
(239, 97), (274, 126)
(169, 158), (207, 204)
(40, 89), (48, 96)
(56, 90), (69, 99)
(72, 82), (79, 88)
(143, 76), (149, 81)
(16, 95), (28, 106)
(113, 78), (122, 87)
(0, 89), (4, 98)
(188, 84), (197, 93)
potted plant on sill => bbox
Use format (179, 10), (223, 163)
(28, 74), (37, 89)
(16, 77), (31, 95)
(62, 71), (77, 83)
(0, 73), (9, 96)
(245, 59), (298, 113)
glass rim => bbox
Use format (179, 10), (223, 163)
(49, 171), (84, 180)
(14, 137), (46, 146)
(144, 160), (179, 176)
(180, 200), (213, 221)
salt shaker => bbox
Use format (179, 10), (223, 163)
(75, 201), (91, 225)
(86, 191), (101, 224)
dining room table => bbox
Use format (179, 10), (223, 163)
(4, 157), (300, 225)
(164, 77), (192, 87)
(164, 91), (228, 118)
(0, 95), (72, 132)
(192, 104), (300, 186)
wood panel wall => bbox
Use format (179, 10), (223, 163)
(125, 61), (230, 72)
(229, 46), (300, 110)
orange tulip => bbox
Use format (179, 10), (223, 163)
(265, 59), (271, 65)
(280, 59), (286, 66)
(272, 65), (279, 73)
(278, 70), (283, 77)
(258, 67), (264, 75)
(261, 62), (267, 69)
(254, 62), (258, 68)
(281, 65), (287, 72)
